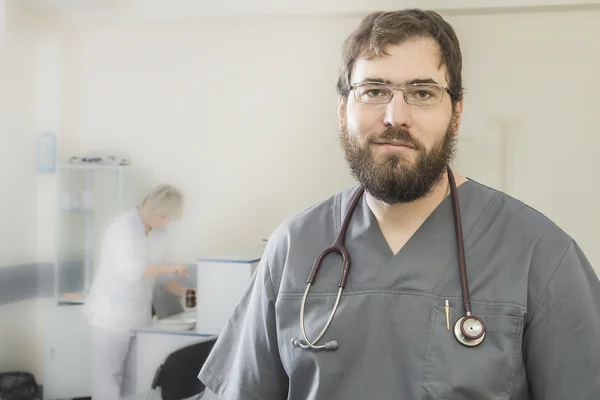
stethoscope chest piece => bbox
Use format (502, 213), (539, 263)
(453, 315), (485, 347)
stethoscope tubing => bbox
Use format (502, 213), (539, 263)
(293, 165), (485, 350)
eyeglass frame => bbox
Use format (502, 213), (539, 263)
(349, 81), (451, 106)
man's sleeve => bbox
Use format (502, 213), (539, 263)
(524, 240), (600, 399)
(198, 257), (289, 400)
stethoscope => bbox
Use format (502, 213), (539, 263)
(291, 165), (485, 351)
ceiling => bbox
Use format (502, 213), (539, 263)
(15, 0), (600, 20)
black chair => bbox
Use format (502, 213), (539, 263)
(142, 337), (218, 400)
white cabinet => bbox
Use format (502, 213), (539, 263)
(42, 301), (92, 399)
(43, 165), (152, 399)
(55, 165), (151, 304)
(195, 246), (264, 335)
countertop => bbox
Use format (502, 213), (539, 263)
(196, 244), (266, 264)
(132, 311), (215, 337)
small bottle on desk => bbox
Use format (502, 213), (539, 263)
(185, 289), (197, 308)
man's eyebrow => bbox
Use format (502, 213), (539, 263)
(405, 77), (440, 85)
(358, 77), (395, 84)
(355, 77), (442, 86)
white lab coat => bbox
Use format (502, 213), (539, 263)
(85, 210), (167, 399)
(85, 210), (166, 332)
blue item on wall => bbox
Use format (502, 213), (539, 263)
(36, 131), (57, 173)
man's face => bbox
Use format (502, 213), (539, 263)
(338, 38), (463, 204)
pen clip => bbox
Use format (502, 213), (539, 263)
(444, 300), (450, 331)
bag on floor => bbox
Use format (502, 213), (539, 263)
(0, 372), (42, 400)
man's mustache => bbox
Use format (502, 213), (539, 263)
(366, 128), (424, 151)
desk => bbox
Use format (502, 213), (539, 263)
(126, 245), (265, 399)
(127, 322), (218, 400)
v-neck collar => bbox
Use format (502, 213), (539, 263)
(340, 180), (479, 291)
(365, 181), (471, 261)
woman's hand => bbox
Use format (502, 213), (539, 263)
(169, 264), (189, 278)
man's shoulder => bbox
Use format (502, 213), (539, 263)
(466, 179), (574, 261)
(258, 186), (360, 288)
(469, 180), (568, 234)
(270, 185), (361, 242)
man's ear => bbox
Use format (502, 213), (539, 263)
(452, 99), (464, 135)
(338, 95), (347, 122)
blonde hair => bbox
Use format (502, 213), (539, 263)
(141, 184), (184, 219)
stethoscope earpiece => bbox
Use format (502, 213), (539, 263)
(291, 337), (304, 348)
(292, 337), (339, 350)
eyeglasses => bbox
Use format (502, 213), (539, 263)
(350, 81), (450, 106)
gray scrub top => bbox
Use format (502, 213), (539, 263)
(199, 180), (600, 400)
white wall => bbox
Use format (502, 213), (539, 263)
(62, 17), (359, 260)
(0, 1), (48, 380)
(0, 300), (45, 380)
(0, 2), (37, 267)
(60, 9), (600, 273)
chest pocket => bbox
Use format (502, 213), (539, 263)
(422, 305), (523, 400)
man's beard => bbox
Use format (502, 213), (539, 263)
(339, 113), (458, 204)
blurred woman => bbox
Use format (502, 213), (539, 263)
(85, 184), (192, 399)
